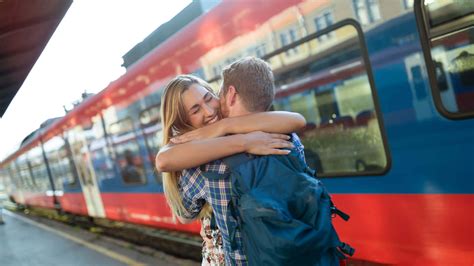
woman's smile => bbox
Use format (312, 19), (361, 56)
(205, 115), (219, 125)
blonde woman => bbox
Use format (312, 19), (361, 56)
(157, 74), (305, 265)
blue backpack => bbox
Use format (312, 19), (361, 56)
(205, 147), (354, 265)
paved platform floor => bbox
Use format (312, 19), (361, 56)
(0, 209), (199, 266)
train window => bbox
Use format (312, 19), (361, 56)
(62, 134), (80, 187)
(267, 21), (389, 177)
(5, 164), (12, 179)
(417, 0), (474, 118)
(16, 154), (33, 189)
(8, 163), (21, 191)
(139, 105), (163, 183)
(140, 105), (161, 125)
(109, 118), (146, 185)
(7, 164), (19, 190)
(28, 146), (49, 191)
(66, 125), (97, 188)
(425, 0), (473, 27)
(43, 136), (78, 190)
(87, 115), (115, 182)
(0, 168), (9, 190)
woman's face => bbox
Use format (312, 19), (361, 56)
(182, 83), (220, 129)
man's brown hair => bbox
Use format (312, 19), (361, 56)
(221, 57), (275, 112)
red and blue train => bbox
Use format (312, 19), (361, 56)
(0, 0), (473, 264)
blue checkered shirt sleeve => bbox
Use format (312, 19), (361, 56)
(202, 162), (248, 265)
(178, 167), (207, 219)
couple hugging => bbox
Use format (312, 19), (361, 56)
(156, 57), (351, 265)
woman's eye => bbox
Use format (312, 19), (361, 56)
(205, 95), (213, 102)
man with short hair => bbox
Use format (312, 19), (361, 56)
(219, 57), (275, 117)
(177, 57), (310, 265)
(159, 57), (347, 265)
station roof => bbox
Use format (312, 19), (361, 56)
(0, 0), (72, 117)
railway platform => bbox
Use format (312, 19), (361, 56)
(0, 209), (199, 266)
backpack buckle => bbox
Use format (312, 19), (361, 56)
(331, 205), (350, 221)
(339, 242), (355, 256)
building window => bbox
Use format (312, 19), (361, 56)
(403, 0), (414, 9)
(353, 0), (382, 25)
(280, 33), (288, 46)
(250, 43), (267, 58)
(212, 66), (220, 77)
(256, 44), (265, 58)
(314, 11), (334, 41)
(280, 28), (299, 55)
(368, 0), (381, 20)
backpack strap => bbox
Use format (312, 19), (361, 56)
(221, 153), (256, 170)
(330, 201), (350, 221)
(198, 154), (254, 180)
(304, 164), (351, 222)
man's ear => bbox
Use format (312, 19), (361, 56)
(226, 85), (238, 107)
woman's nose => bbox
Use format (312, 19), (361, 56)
(203, 103), (214, 116)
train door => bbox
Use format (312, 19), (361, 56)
(67, 126), (105, 218)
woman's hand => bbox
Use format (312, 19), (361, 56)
(241, 131), (294, 155)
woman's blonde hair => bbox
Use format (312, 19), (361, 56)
(160, 75), (214, 219)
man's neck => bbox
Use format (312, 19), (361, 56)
(228, 108), (253, 117)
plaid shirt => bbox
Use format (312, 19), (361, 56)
(178, 133), (306, 265)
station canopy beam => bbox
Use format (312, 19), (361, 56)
(0, 0), (72, 117)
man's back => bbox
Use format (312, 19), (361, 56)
(221, 148), (343, 265)
(179, 134), (306, 265)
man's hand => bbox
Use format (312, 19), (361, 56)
(242, 131), (293, 155)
